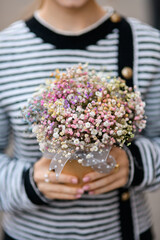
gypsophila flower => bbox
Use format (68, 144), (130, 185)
(54, 128), (59, 133)
(90, 111), (95, 117)
(22, 63), (146, 163)
(117, 130), (123, 136)
(74, 139), (80, 145)
(91, 146), (98, 151)
(85, 122), (91, 128)
(91, 129), (98, 135)
(53, 132), (59, 138)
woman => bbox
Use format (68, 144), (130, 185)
(0, 0), (160, 239)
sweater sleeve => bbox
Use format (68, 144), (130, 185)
(125, 25), (160, 192)
(127, 136), (160, 192)
(0, 103), (48, 212)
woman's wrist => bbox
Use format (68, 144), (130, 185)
(23, 166), (49, 205)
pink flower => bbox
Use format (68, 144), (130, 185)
(88, 117), (94, 123)
(73, 119), (78, 124)
(134, 116), (140, 120)
(71, 124), (77, 129)
(68, 130), (73, 135)
(76, 132), (80, 137)
(41, 100), (44, 106)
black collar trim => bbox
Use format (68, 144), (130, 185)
(25, 15), (122, 49)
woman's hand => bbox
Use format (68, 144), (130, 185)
(82, 147), (129, 195)
(33, 157), (84, 200)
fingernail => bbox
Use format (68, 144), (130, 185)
(77, 189), (84, 194)
(76, 194), (82, 198)
(71, 178), (78, 184)
(83, 176), (90, 182)
(83, 185), (90, 191)
(89, 191), (94, 195)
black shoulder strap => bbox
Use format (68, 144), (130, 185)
(116, 16), (135, 240)
(118, 18), (134, 87)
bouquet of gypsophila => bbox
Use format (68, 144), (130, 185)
(22, 64), (146, 178)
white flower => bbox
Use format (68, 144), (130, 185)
(115, 111), (123, 118)
(102, 138), (107, 144)
(67, 117), (72, 122)
(73, 114), (78, 119)
(54, 128), (59, 133)
(85, 122), (91, 128)
(80, 114), (85, 120)
(86, 153), (93, 159)
(61, 144), (68, 149)
(74, 139), (80, 145)
(62, 125), (66, 131)
(32, 125), (39, 133)
(111, 99), (116, 105)
(91, 129), (98, 135)
(103, 133), (109, 139)
(136, 109), (142, 115)
(95, 91), (102, 97)
(76, 68), (82, 74)
(56, 116), (61, 121)
(117, 130), (123, 136)
(142, 102), (146, 107)
(76, 106), (82, 112)
(87, 103), (92, 108)
(53, 132), (59, 138)
(104, 121), (110, 127)
(90, 111), (95, 117)
(39, 142), (46, 152)
(77, 88), (83, 93)
(91, 146), (98, 152)
(136, 121), (146, 129)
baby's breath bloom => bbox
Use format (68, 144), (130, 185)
(117, 130), (123, 136)
(91, 129), (98, 135)
(91, 146), (98, 151)
(53, 132), (59, 138)
(54, 128), (59, 133)
(74, 139), (80, 145)
(80, 114), (85, 120)
(22, 63), (146, 163)
(95, 91), (102, 97)
(85, 122), (91, 128)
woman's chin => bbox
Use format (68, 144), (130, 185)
(54, 0), (91, 8)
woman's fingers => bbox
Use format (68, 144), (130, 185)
(38, 182), (83, 195)
(82, 169), (127, 191)
(45, 192), (82, 200)
(82, 171), (108, 183)
(48, 172), (78, 184)
(33, 157), (82, 200)
(89, 178), (127, 195)
(34, 167), (78, 185)
(82, 164), (121, 185)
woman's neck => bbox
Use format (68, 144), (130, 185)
(38, 0), (106, 32)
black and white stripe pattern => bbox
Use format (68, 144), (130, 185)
(0, 14), (160, 240)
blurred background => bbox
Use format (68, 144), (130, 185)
(0, 0), (160, 239)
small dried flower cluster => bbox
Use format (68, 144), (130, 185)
(22, 64), (146, 160)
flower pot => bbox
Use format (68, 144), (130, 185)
(62, 159), (94, 187)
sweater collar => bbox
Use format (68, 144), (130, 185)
(25, 9), (121, 49)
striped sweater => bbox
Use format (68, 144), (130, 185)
(0, 8), (160, 240)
